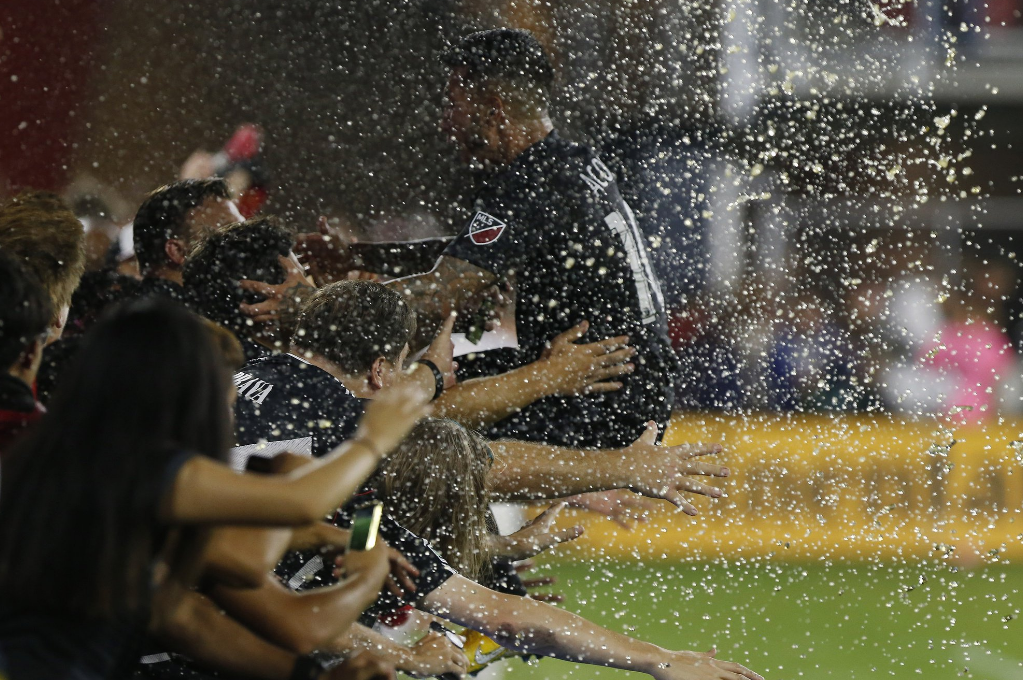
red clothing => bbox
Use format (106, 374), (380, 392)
(0, 375), (43, 456)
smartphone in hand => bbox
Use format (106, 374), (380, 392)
(347, 502), (383, 551)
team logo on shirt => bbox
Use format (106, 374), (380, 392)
(468, 211), (507, 245)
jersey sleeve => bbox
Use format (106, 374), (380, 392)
(442, 201), (527, 277)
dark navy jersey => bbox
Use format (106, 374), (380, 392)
(231, 353), (456, 616)
(232, 353), (364, 458)
(444, 131), (679, 447)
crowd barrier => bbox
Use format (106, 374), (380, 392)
(565, 414), (1023, 562)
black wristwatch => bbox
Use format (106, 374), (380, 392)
(290, 654), (330, 680)
(418, 359), (445, 401)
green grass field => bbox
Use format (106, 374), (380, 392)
(495, 558), (1023, 680)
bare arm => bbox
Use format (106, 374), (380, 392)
(487, 424), (727, 514)
(207, 543), (390, 656)
(388, 255), (496, 348)
(150, 586), (297, 680)
(163, 384), (430, 526)
(202, 525), (295, 589)
(421, 576), (762, 680)
(434, 321), (635, 429)
(333, 624), (469, 679)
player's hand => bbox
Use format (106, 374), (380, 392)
(514, 560), (565, 603)
(565, 489), (660, 529)
(354, 383), (432, 457)
(489, 502), (584, 561)
(420, 312), (458, 389)
(405, 631), (469, 679)
(623, 422), (727, 516)
(479, 280), (512, 332)
(324, 650), (397, 680)
(537, 321), (636, 395)
(652, 648), (764, 680)
(296, 216), (357, 286)
(238, 254), (315, 324)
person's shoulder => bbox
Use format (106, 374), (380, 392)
(538, 135), (615, 199)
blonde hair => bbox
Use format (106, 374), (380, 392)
(0, 191), (86, 323)
(378, 419), (492, 580)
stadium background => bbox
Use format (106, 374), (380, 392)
(3, 1), (1023, 678)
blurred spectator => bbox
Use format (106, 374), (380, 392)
(764, 294), (865, 412)
(70, 194), (122, 272)
(0, 253), (51, 455)
(921, 259), (1018, 423)
(0, 191), (87, 342)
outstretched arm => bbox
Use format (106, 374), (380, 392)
(150, 583), (297, 680)
(388, 255), (496, 349)
(487, 423), (727, 514)
(334, 624), (469, 679)
(163, 384), (430, 526)
(434, 321), (635, 429)
(422, 575), (763, 680)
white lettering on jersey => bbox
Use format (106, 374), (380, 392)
(233, 371), (275, 405)
(468, 211), (507, 245)
(581, 157), (615, 196)
(604, 203), (665, 324)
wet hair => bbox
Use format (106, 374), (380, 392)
(0, 190), (86, 322)
(293, 280), (416, 376)
(65, 269), (140, 336)
(444, 28), (554, 110)
(133, 178), (230, 274)
(0, 251), (52, 371)
(0, 300), (234, 619)
(182, 216), (293, 337)
(378, 418), (492, 579)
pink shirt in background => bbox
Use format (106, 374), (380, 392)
(922, 320), (1014, 423)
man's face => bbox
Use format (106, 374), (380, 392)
(376, 343), (411, 390)
(441, 68), (494, 165)
(183, 196), (243, 248)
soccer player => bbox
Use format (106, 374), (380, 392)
(388, 28), (680, 449)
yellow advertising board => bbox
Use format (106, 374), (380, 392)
(566, 415), (1023, 562)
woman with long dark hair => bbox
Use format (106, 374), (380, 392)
(0, 300), (428, 679)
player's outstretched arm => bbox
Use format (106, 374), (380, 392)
(434, 320), (636, 429)
(161, 384), (431, 526)
(487, 423), (728, 513)
(388, 255), (497, 349)
(422, 575), (763, 680)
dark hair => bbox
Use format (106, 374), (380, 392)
(182, 216), (293, 336)
(293, 281), (416, 375)
(0, 300), (233, 619)
(133, 179), (230, 273)
(66, 269), (140, 336)
(0, 190), (86, 320)
(443, 28), (554, 103)
(0, 251), (53, 370)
